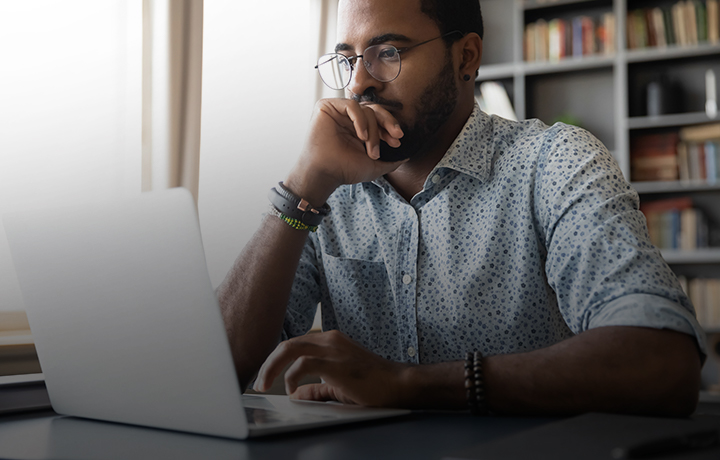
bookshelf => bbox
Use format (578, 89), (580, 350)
(477, 0), (720, 335)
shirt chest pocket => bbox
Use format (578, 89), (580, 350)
(321, 254), (398, 355)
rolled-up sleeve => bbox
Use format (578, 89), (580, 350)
(534, 124), (707, 358)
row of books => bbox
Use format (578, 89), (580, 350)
(630, 123), (720, 182)
(524, 13), (616, 62)
(678, 277), (720, 329)
(627, 0), (720, 50)
(640, 198), (709, 249)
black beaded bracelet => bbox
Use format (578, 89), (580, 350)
(464, 351), (489, 415)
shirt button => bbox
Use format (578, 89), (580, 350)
(402, 274), (412, 285)
(407, 346), (416, 357)
(431, 174), (440, 184)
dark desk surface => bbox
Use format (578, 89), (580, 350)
(0, 409), (556, 460)
(1, 400), (719, 460)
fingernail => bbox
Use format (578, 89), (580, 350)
(362, 129), (369, 141)
(394, 124), (403, 137)
(373, 145), (380, 159)
(253, 378), (263, 392)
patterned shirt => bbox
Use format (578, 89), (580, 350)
(282, 104), (706, 364)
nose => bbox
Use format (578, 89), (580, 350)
(346, 57), (381, 98)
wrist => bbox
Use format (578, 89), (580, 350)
(394, 362), (467, 410)
(284, 168), (339, 209)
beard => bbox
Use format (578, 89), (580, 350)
(377, 54), (459, 162)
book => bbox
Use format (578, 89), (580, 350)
(679, 123), (720, 142)
(705, 141), (718, 182)
(689, 278), (706, 324)
(525, 23), (536, 61)
(535, 19), (549, 62)
(664, 6), (677, 45)
(582, 16), (595, 55)
(696, 0), (708, 42)
(652, 8), (668, 47)
(673, 2), (687, 46)
(602, 12), (616, 54)
(646, 9), (658, 48)
(573, 16), (584, 57)
(548, 19), (563, 62)
(678, 142), (690, 180)
(630, 132), (680, 181)
(688, 142), (702, 179)
(685, 0), (699, 45)
(709, 0), (719, 43)
(680, 208), (698, 250)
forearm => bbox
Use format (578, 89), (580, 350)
(402, 326), (701, 416)
(216, 215), (310, 389)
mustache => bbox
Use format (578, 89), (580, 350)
(351, 90), (403, 110)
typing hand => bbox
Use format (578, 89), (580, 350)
(284, 98), (406, 207)
(253, 330), (410, 407)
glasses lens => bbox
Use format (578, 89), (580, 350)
(317, 53), (352, 90)
(363, 45), (401, 82)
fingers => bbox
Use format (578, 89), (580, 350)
(365, 104), (404, 148)
(283, 355), (328, 395)
(323, 99), (404, 159)
(344, 103), (382, 159)
(254, 340), (323, 393)
(289, 383), (339, 402)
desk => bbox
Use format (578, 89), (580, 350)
(0, 409), (555, 460)
(0, 400), (719, 460)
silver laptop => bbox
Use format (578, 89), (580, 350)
(3, 188), (409, 439)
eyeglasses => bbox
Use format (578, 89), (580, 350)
(315, 30), (462, 90)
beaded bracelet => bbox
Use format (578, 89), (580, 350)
(464, 351), (489, 415)
(268, 205), (318, 232)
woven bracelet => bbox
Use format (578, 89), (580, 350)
(268, 205), (318, 232)
(464, 351), (489, 415)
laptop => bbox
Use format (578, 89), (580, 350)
(3, 188), (410, 439)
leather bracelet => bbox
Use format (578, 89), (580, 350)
(465, 351), (489, 415)
(268, 182), (330, 227)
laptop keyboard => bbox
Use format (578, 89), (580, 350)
(244, 406), (335, 426)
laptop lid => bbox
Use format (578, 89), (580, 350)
(3, 188), (249, 439)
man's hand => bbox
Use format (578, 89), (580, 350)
(284, 99), (407, 206)
(253, 330), (411, 407)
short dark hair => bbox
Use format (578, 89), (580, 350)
(420, 0), (484, 44)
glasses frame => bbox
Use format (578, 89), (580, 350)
(315, 30), (463, 90)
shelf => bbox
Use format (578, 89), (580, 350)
(628, 112), (719, 130)
(661, 248), (720, 264)
(626, 43), (720, 64)
(476, 63), (518, 81)
(522, 0), (603, 11)
(523, 55), (614, 76)
(632, 181), (720, 194)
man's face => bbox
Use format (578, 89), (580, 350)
(336, 0), (459, 161)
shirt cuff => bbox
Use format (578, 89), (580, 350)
(587, 293), (708, 361)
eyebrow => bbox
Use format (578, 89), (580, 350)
(334, 33), (413, 53)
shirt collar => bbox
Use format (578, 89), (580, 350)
(432, 102), (493, 183)
(371, 102), (494, 193)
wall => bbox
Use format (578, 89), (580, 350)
(198, 1), (315, 287)
(0, 1), (142, 312)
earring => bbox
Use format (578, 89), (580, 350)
(463, 74), (471, 82)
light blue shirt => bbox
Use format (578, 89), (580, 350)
(283, 104), (706, 364)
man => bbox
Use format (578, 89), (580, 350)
(217, 0), (705, 416)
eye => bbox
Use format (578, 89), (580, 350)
(377, 47), (398, 60)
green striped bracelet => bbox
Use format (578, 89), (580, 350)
(268, 205), (318, 232)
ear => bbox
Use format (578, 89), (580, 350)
(455, 32), (483, 82)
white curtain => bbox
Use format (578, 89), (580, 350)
(143, 0), (204, 206)
(311, 0), (343, 102)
